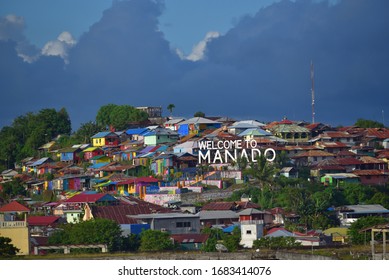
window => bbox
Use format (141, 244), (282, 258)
(246, 230), (252, 235)
(176, 222), (191, 228)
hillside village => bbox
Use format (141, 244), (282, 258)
(1, 106), (389, 258)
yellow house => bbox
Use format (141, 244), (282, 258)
(91, 131), (119, 147)
(0, 201), (31, 255)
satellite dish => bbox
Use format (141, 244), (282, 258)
(215, 243), (228, 252)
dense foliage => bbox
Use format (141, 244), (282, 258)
(347, 216), (389, 245)
(48, 218), (123, 252)
(96, 104), (149, 130)
(201, 227), (241, 252)
(139, 229), (175, 252)
(228, 177), (389, 231)
(0, 108), (71, 170)
(354, 118), (385, 128)
(253, 236), (301, 249)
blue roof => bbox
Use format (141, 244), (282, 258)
(223, 224), (240, 233)
(126, 128), (149, 135)
(91, 131), (116, 138)
(29, 157), (51, 166)
(88, 162), (110, 169)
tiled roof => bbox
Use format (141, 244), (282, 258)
(0, 201), (30, 212)
(27, 215), (60, 226)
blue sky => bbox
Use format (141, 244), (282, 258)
(0, 0), (388, 131)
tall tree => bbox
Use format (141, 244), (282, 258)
(244, 154), (277, 189)
(167, 104), (175, 117)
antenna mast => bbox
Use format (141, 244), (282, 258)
(311, 61), (315, 124)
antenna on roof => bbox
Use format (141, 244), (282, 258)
(311, 60), (315, 124)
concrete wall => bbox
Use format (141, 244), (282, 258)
(0, 226), (30, 255)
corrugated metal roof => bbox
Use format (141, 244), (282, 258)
(199, 210), (239, 220)
(27, 215), (60, 226)
(91, 131), (118, 138)
(270, 124), (310, 134)
(180, 117), (220, 125)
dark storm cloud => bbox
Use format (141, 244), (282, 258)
(1, 0), (388, 130)
(199, 0), (389, 124)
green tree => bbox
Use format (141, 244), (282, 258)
(167, 104), (175, 117)
(223, 226), (241, 252)
(73, 121), (102, 143)
(96, 104), (148, 130)
(49, 218), (123, 252)
(139, 230), (174, 252)
(244, 155), (277, 189)
(354, 118), (384, 128)
(0, 236), (20, 258)
(0, 178), (27, 200)
(253, 236), (301, 250)
(343, 183), (374, 205)
(348, 216), (389, 245)
(194, 111), (205, 117)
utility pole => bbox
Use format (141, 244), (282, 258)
(311, 61), (315, 124)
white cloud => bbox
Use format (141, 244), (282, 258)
(185, 31), (220, 61)
(41, 31), (76, 63)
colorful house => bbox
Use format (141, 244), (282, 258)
(83, 147), (104, 161)
(90, 155), (111, 165)
(91, 131), (120, 147)
(321, 173), (360, 187)
(177, 117), (222, 136)
(143, 128), (179, 145)
(150, 153), (177, 176)
(115, 177), (160, 198)
(59, 147), (81, 163)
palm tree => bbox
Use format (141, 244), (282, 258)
(243, 154), (278, 189)
(167, 104), (175, 117)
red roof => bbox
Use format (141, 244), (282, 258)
(335, 158), (363, 165)
(171, 234), (209, 243)
(365, 128), (389, 139)
(64, 193), (112, 203)
(0, 201), (30, 212)
(278, 119), (294, 125)
(117, 177), (160, 185)
(201, 202), (236, 211)
(91, 197), (173, 224)
(266, 227), (287, 235)
(353, 170), (388, 176)
(27, 215), (60, 226)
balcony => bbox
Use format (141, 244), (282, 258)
(0, 221), (27, 228)
(240, 220), (264, 225)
